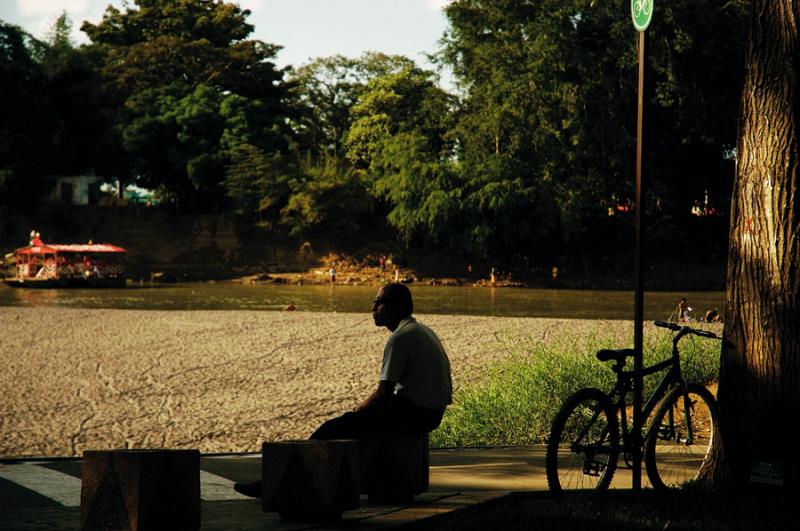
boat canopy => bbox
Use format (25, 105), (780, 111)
(15, 243), (127, 255)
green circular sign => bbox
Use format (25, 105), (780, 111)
(631, 0), (653, 32)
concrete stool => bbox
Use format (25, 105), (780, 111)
(262, 440), (360, 522)
(80, 449), (200, 531)
(359, 434), (429, 503)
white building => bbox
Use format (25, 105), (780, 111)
(46, 175), (108, 206)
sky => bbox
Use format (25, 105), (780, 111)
(0, 0), (455, 85)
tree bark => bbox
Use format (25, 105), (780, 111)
(710, 0), (800, 489)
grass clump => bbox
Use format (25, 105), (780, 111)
(431, 325), (721, 448)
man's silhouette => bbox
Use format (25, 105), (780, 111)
(234, 283), (452, 498)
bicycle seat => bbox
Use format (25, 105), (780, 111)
(596, 348), (636, 363)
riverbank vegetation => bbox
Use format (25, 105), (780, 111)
(1, 1), (747, 287)
(431, 325), (721, 447)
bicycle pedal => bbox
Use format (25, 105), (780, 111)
(583, 460), (606, 477)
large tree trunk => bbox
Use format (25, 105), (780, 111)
(710, 0), (800, 489)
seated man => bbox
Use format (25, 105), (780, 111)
(234, 282), (453, 498)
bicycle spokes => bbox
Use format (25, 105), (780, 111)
(645, 385), (717, 489)
(547, 390), (619, 493)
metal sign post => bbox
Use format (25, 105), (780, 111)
(631, 0), (653, 492)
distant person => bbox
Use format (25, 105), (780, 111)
(379, 255), (386, 271)
(490, 267), (497, 287)
(234, 283), (453, 498)
(675, 297), (692, 323)
(704, 308), (721, 322)
(329, 267), (336, 284)
(283, 301), (296, 312)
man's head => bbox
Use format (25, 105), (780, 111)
(372, 283), (413, 330)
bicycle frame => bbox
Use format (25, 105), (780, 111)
(609, 330), (693, 459)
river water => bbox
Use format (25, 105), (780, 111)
(0, 282), (725, 320)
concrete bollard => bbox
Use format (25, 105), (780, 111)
(80, 449), (200, 531)
(359, 435), (429, 503)
(262, 440), (360, 522)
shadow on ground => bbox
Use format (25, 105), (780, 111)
(411, 487), (796, 531)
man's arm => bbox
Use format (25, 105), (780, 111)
(355, 380), (394, 411)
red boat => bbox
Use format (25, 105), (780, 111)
(3, 234), (127, 288)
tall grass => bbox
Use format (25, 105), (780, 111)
(430, 325), (721, 448)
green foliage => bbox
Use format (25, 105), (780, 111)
(440, 0), (748, 265)
(82, 0), (291, 211)
(223, 143), (292, 223)
(288, 55), (364, 160)
(1, 16), (112, 214)
(345, 63), (453, 169)
(0, 0), (749, 267)
(430, 327), (721, 448)
(280, 155), (373, 237)
(0, 22), (46, 200)
(371, 132), (458, 242)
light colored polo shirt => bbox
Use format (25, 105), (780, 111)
(380, 316), (453, 410)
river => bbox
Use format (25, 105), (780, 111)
(0, 282), (724, 320)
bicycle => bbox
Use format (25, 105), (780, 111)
(546, 320), (721, 494)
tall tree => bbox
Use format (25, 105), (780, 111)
(0, 22), (47, 216)
(289, 55), (363, 161)
(284, 53), (450, 240)
(81, 0), (291, 211)
(343, 61), (457, 243)
(38, 13), (118, 177)
(711, 0), (800, 488)
(440, 0), (747, 267)
(290, 52), (438, 163)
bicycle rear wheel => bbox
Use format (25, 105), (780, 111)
(546, 388), (619, 494)
(644, 383), (718, 490)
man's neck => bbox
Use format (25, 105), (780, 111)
(386, 315), (412, 332)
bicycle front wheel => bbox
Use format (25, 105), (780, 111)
(644, 383), (718, 490)
(546, 388), (619, 494)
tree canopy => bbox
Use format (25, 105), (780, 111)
(80, 0), (291, 211)
(1, 0), (750, 278)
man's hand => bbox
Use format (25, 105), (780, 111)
(355, 380), (394, 411)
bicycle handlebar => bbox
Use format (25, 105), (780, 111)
(653, 320), (721, 340)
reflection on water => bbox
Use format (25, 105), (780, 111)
(0, 282), (725, 320)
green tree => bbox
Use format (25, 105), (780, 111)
(345, 61), (453, 168)
(440, 0), (747, 266)
(0, 22), (47, 217)
(341, 61), (458, 245)
(289, 55), (362, 161)
(289, 52), (439, 162)
(81, 0), (291, 211)
(223, 143), (293, 225)
(38, 13), (120, 177)
(280, 155), (373, 237)
(284, 53), (452, 240)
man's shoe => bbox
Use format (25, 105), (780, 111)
(233, 480), (262, 498)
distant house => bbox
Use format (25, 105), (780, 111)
(47, 175), (109, 206)
(46, 175), (159, 207)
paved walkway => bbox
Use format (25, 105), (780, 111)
(0, 446), (645, 529)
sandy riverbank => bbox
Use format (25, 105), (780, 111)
(0, 307), (636, 458)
